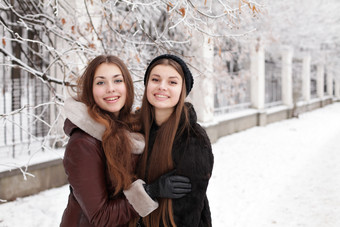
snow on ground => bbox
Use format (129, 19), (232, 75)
(209, 102), (340, 227)
(0, 148), (65, 173)
(0, 103), (339, 227)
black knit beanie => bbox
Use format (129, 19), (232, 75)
(144, 54), (194, 96)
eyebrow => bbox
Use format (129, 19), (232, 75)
(94, 74), (123, 79)
(151, 74), (180, 80)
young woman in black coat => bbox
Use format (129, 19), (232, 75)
(133, 54), (214, 227)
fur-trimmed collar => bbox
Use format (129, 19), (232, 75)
(64, 97), (105, 141)
(64, 97), (145, 154)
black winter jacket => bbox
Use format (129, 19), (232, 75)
(147, 103), (214, 227)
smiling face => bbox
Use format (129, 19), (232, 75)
(92, 63), (126, 116)
(146, 64), (183, 118)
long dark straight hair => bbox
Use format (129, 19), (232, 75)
(137, 58), (191, 227)
(77, 55), (140, 195)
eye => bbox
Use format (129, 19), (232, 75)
(170, 81), (178, 85)
(114, 79), (123, 83)
(151, 78), (159, 82)
(96, 81), (104, 85)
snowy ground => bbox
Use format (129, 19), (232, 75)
(0, 103), (339, 227)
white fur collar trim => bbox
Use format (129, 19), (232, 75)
(64, 97), (144, 154)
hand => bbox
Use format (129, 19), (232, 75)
(143, 170), (191, 199)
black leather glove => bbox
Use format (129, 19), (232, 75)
(143, 170), (191, 199)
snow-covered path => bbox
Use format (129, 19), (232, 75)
(209, 102), (340, 227)
(0, 102), (340, 227)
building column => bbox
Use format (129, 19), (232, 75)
(335, 79), (340, 99)
(317, 63), (324, 98)
(250, 41), (265, 109)
(327, 70), (333, 96)
(191, 34), (214, 123)
(281, 46), (293, 106)
(302, 54), (311, 102)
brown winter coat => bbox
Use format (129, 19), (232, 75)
(60, 98), (157, 227)
(60, 119), (138, 227)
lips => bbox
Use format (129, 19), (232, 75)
(154, 93), (169, 100)
(104, 96), (119, 102)
(155, 94), (168, 98)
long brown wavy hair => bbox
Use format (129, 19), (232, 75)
(77, 55), (140, 195)
(136, 58), (191, 227)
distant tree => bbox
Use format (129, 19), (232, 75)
(249, 0), (340, 114)
(254, 0), (340, 75)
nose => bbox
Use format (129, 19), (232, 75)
(106, 82), (115, 93)
(158, 80), (167, 90)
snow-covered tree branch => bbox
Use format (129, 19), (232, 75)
(0, 0), (264, 171)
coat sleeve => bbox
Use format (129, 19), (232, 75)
(63, 130), (137, 226)
(173, 124), (214, 227)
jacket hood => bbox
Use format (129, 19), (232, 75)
(64, 97), (145, 154)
